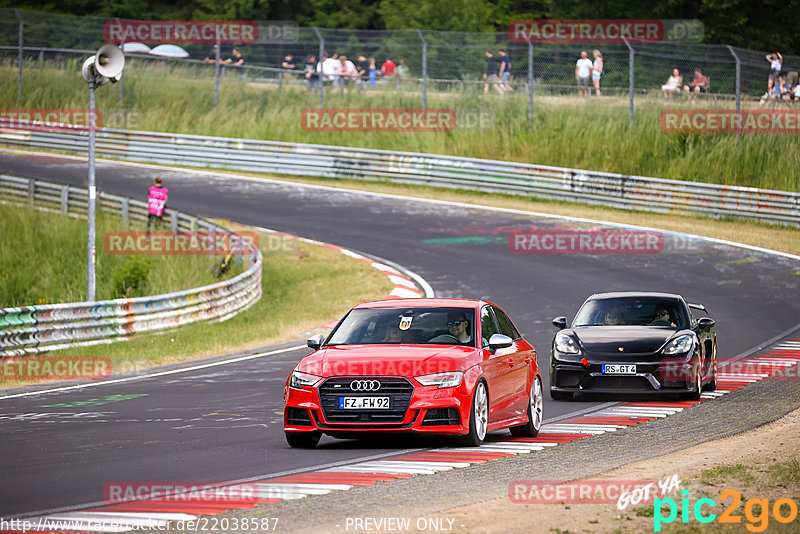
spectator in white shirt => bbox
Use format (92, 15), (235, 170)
(575, 51), (592, 97)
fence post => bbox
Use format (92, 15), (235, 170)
(121, 197), (129, 228)
(61, 185), (69, 216)
(14, 8), (23, 99)
(726, 45), (742, 142)
(623, 38), (634, 128)
(312, 27), (324, 108)
(214, 39), (221, 108)
(526, 35), (533, 130)
(38, 49), (43, 69)
(417, 30), (427, 110)
(116, 18), (125, 104)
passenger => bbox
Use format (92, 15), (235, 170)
(604, 308), (624, 325)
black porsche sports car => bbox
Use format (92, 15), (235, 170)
(550, 292), (717, 400)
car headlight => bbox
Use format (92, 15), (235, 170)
(663, 335), (693, 355)
(415, 371), (463, 388)
(290, 370), (321, 389)
(555, 333), (580, 354)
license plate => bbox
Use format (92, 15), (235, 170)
(338, 397), (391, 409)
(602, 364), (636, 375)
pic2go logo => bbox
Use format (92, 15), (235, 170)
(654, 489), (798, 532)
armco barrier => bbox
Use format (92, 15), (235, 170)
(0, 174), (262, 356)
(1, 124), (798, 226)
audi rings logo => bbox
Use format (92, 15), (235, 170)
(350, 380), (381, 391)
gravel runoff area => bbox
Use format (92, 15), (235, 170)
(229, 360), (800, 533)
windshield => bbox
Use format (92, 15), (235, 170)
(326, 307), (477, 347)
(573, 297), (689, 329)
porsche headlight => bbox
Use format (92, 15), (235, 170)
(555, 333), (580, 354)
(415, 371), (463, 388)
(290, 370), (321, 389)
(663, 335), (693, 355)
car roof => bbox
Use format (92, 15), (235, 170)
(354, 298), (487, 310)
(588, 291), (684, 301)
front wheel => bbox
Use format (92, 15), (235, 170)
(511, 376), (542, 437)
(686, 358), (702, 401)
(458, 381), (488, 447)
(703, 347), (718, 392)
(285, 431), (321, 448)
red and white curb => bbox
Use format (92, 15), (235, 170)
(12, 339), (800, 532)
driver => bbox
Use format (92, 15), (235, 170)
(447, 310), (472, 344)
(651, 308), (677, 327)
(604, 307), (624, 325)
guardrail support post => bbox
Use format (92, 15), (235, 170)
(121, 197), (129, 228)
(28, 178), (34, 207)
(623, 38), (634, 129)
(61, 185), (69, 216)
(171, 211), (178, 232)
(726, 45), (742, 142)
(14, 8), (23, 99)
(417, 30), (427, 110)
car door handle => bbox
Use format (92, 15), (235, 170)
(524, 357), (533, 363)
(505, 358), (515, 366)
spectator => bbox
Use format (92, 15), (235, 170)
(368, 57), (378, 88)
(591, 49), (603, 96)
(320, 52), (340, 85)
(146, 176), (168, 236)
(336, 55), (358, 91)
(783, 67), (798, 92)
(661, 68), (683, 99)
(395, 59), (409, 85)
(483, 50), (503, 95)
(356, 54), (370, 88)
(794, 82), (800, 103)
(779, 75), (793, 102)
(281, 55), (296, 80)
(381, 57), (397, 80)
(204, 45), (220, 64)
(575, 50), (592, 97)
(222, 47), (244, 67)
(304, 54), (319, 91)
(758, 75), (789, 106)
(683, 68), (708, 98)
(498, 49), (513, 92)
(766, 52), (783, 90)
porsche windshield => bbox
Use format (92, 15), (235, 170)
(326, 307), (477, 347)
(573, 297), (690, 329)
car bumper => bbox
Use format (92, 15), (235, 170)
(551, 359), (696, 394)
(284, 380), (472, 435)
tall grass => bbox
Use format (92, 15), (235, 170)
(1, 59), (798, 190)
(0, 204), (243, 306)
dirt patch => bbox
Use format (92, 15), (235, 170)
(396, 408), (800, 533)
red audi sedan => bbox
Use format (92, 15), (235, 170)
(283, 298), (543, 448)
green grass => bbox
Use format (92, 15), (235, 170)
(769, 458), (800, 487)
(0, 203), (244, 306)
(1, 224), (393, 386)
(2, 59), (799, 191)
(699, 464), (756, 486)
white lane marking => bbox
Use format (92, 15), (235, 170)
(256, 483), (352, 491)
(381, 460), (473, 468)
(321, 465), (438, 475)
(352, 461), (453, 471)
(0, 345), (306, 401)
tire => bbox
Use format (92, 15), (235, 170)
(550, 389), (573, 401)
(458, 381), (488, 447)
(686, 358), (702, 401)
(511, 376), (542, 437)
(285, 431), (321, 449)
(704, 346), (718, 392)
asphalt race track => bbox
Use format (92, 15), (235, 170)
(1, 151), (799, 518)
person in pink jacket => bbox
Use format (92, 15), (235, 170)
(147, 176), (168, 235)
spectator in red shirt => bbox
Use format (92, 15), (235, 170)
(381, 58), (397, 79)
(683, 68), (708, 99)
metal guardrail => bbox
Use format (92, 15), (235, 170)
(0, 174), (263, 356)
(1, 124), (798, 226)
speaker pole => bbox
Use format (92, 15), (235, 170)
(87, 77), (97, 302)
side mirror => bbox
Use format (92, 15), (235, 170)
(307, 334), (325, 350)
(696, 317), (715, 330)
(488, 333), (513, 351)
(552, 316), (567, 330)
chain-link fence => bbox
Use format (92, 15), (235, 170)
(2, 8), (798, 126)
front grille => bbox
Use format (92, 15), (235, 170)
(319, 377), (414, 423)
(286, 407), (312, 426)
(421, 407), (460, 426)
(590, 376), (653, 391)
